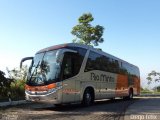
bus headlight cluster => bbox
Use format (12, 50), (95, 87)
(26, 90), (48, 95)
(48, 88), (57, 93)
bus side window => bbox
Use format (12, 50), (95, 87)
(62, 52), (81, 80)
(63, 54), (73, 79)
(64, 58), (71, 77)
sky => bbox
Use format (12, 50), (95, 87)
(0, 0), (160, 88)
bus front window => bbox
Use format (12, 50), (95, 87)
(27, 50), (62, 86)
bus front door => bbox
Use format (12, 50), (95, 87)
(61, 52), (77, 103)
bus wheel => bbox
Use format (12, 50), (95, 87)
(123, 89), (133, 100)
(82, 89), (93, 106)
(127, 89), (133, 100)
(129, 89), (133, 99)
(110, 97), (115, 101)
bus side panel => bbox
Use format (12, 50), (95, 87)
(78, 71), (100, 101)
(115, 74), (128, 97)
(62, 78), (76, 103)
(137, 78), (140, 95)
(80, 71), (117, 100)
(116, 75), (140, 96)
(133, 77), (140, 95)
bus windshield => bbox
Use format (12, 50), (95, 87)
(26, 50), (62, 86)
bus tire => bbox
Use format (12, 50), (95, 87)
(127, 89), (133, 100)
(123, 89), (133, 100)
(82, 89), (94, 106)
(110, 97), (115, 101)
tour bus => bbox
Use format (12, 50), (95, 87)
(20, 43), (140, 106)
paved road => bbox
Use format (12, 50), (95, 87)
(124, 97), (160, 120)
(0, 97), (160, 120)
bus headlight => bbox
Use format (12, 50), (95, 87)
(48, 88), (57, 93)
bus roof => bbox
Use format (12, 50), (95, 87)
(36, 43), (95, 53)
(36, 43), (139, 69)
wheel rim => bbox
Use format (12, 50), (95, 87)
(85, 92), (91, 105)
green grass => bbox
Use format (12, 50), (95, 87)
(141, 90), (160, 94)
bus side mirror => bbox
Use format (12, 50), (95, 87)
(20, 57), (33, 68)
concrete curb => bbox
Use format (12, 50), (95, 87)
(0, 100), (28, 107)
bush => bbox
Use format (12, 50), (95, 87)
(0, 68), (27, 101)
(0, 79), (26, 101)
(10, 80), (25, 100)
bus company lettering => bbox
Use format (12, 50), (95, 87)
(91, 73), (114, 83)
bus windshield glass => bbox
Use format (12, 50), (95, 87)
(26, 50), (62, 86)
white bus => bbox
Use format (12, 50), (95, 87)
(20, 43), (140, 106)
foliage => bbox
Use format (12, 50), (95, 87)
(157, 86), (160, 92)
(146, 70), (160, 85)
(140, 87), (153, 94)
(6, 65), (28, 81)
(0, 66), (28, 101)
(0, 70), (14, 99)
(140, 86), (144, 91)
(10, 79), (25, 100)
(0, 70), (14, 89)
(71, 13), (104, 46)
(152, 85), (160, 92)
(6, 65), (28, 100)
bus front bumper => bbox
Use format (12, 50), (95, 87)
(25, 91), (61, 104)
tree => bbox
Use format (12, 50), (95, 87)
(71, 13), (104, 46)
(147, 70), (160, 85)
(0, 70), (14, 97)
(6, 66), (28, 100)
(0, 70), (6, 88)
(6, 65), (28, 81)
(153, 85), (160, 92)
(0, 70), (14, 88)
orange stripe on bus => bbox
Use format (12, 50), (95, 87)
(133, 77), (140, 95)
(47, 83), (56, 89)
(25, 85), (47, 91)
(116, 74), (128, 96)
(25, 83), (56, 91)
(116, 74), (128, 89)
